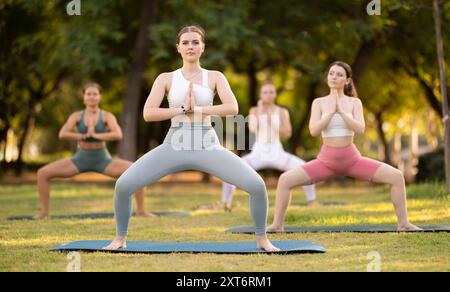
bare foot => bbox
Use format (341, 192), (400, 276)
(306, 200), (321, 207)
(397, 222), (422, 232)
(103, 236), (127, 250)
(266, 224), (284, 233)
(135, 211), (157, 218)
(33, 213), (50, 220)
(256, 236), (281, 252)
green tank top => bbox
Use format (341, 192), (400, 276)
(77, 110), (107, 143)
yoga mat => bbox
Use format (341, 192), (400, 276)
(7, 211), (190, 221)
(51, 240), (326, 254)
(193, 203), (241, 211)
(226, 225), (450, 234)
(293, 202), (349, 206)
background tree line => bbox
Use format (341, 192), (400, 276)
(1, 0), (449, 181)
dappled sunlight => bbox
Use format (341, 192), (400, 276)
(1, 235), (83, 248)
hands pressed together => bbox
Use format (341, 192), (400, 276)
(183, 82), (197, 113)
(324, 90), (347, 117)
(81, 115), (97, 140)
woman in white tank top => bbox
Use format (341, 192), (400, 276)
(220, 82), (317, 211)
(104, 26), (280, 252)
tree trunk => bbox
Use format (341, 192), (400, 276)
(406, 69), (443, 118)
(433, 0), (450, 191)
(289, 80), (320, 152)
(0, 126), (8, 161)
(14, 93), (38, 175)
(12, 73), (62, 175)
(119, 0), (156, 160)
(352, 33), (380, 85)
(406, 118), (419, 182)
(374, 112), (392, 164)
(247, 60), (258, 107)
(0, 124), (9, 171)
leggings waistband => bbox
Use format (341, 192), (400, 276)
(169, 122), (213, 129)
(320, 143), (356, 150)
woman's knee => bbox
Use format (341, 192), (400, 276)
(37, 167), (49, 180)
(245, 175), (267, 196)
(390, 169), (405, 186)
(278, 172), (292, 189)
(115, 176), (135, 197)
(279, 167), (311, 189)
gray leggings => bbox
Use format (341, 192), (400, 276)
(114, 123), (268, 236)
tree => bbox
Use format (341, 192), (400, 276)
(119, 0), (157, 160)
(433, 0), (450, 190)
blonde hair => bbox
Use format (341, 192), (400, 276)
(260, 80), (276, 91)
(261, 80), (275, 87)
(177, 25), (205, 44)
(82, 82), (102, 94)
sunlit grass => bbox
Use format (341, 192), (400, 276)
(0, 181), (449, 271)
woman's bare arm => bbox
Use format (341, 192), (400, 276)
(193, 71), (238, 116)
(92, 112), (123, 141)
(309, 99), (335, 137)
(58, 112), (84, 141)
(248, 107), (258, 133)
(339, 98), (365, 134)
(143, 73), (185, 122)
(279, 108), (292, 139)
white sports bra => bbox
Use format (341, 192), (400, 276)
(167, 68), (214, 124)
(256, 107), (281, 145)
(321, 113), (355, 138)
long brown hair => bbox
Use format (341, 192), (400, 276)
(326, 61), (358, 97)
(177, 25), (205, 44)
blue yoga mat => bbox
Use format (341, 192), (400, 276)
(227, 225), (450, 234)
(7, 211), (190, 221)
(293, 202), (349, 207)
(51, 240), (326, 254)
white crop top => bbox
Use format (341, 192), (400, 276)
(256, 107), (281, 145)
(321, 113), (355, 138)
(167, 68), (214, 124)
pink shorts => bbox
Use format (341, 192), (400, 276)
(302, 144), (382, 183)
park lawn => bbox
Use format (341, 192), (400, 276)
(0, 180), (449, 272)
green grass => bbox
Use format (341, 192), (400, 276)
(0, 181), (449, 272)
